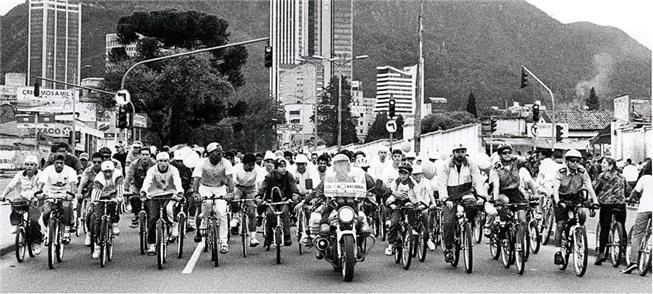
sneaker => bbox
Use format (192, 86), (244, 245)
(484, 225), (492, 238)
(554, 251), (564, 265)
(230, 218), (239, 229)
(147, 244), (156, 256)
(250, 236), (260, 247)
(68, 226), (76, 234)
(444, 250), (454, 262)
(62, 232), (71, 245)
(84, 233), (92, 246)
(623, 263), (638, 274)
(171, 223), (179, 238)
(112, 223), (120, 236)
(427, 239), (436, 251)
(264, 237), (272, 248)
(315, 252), (324, 260)
(32, 243), (41, 255)
(230, 226), (239, 236)
(284, 235), (292, 246)
(186, 224), (195, 232)
(300, 234), (312, 246)
(194, 234), (202, 243)
(10, 226), (17, 234)
(220, 244), (229, 254)
(256, 216), (263, 227)
(92, 245), (101, 259)
(384, 244), (394, 256)
(594, 253), (606, 266)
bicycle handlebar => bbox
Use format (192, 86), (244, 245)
(262, 200), (291, 206)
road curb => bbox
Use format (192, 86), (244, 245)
(0, 243), (15, 257)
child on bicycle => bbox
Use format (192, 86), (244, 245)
(385, 162), (419, 256)
(90, 161), (124, 258)
(256, 157), (298, 248)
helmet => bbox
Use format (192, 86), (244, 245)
(332, 154), (349, 163)
(98, 147), (112, 156)
(412, 164), (423, 174)
(398, 162), (413, 174)
(355, 157), (369, 168)
(206, 142), (221, 154)
(101, 161), (114, 171)
(24, 155), (38, 165)
(452, 144), (466, 152)
(497, 144), (513, 154)
(294, 154), (309, 164)
(564, 149), (582, 159)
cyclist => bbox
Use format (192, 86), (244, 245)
(257, 157), (298, 248)
(98, 147), (123, 174)
(140, 152), (184, 255)
(125, 147), (156, 228)
(412, 164), (437, 250)
(125, 141), (143, 168)
(172, 150), (195, 232)
(623, 160), (651, 274)
(552, 149), (599, 265)
(78, 152), (103, 246)
(437, 144), (486, 262)
(232, 153), (261, 247)
(316, 153), (330, 182)
(90, 161), (124, 258)
(384, 161), (418, 255)
(486, 144), (530, 246)
(37, 153), (78, 244)
(372, 147), (391, 181)
(291, 154), (320, 228)
(593, 156), (627, 266)
(192, 142), (234, 254)
(255, 152), (265, 167)
(0, 155), (43, 254)
(112, 144), (128, 177)
(379, 149), (403, 187)
(79, 153), (90, 170)
(45, 143), (83, 173)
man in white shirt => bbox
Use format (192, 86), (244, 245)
(372, 147), (391, 181)
(536, 150), (563, 196)
(37, 153), (78, 244)
(623, 159), (640, 195)
(232, 153), (261, 246)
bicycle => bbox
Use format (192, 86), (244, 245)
(447, 197), (475, 274)
(262, 195), (291, 265)
(43, 192), (74, 270)
(176, 197), (187, 259)
(147, 193), (178, 270)
(390, 203), (417, 270)
(540, 195), (555, 245)
(4, 199), (37, 262)
(492, 202), (529, 275)
(472, 205), (486, 244)
(296, 199), (310, 255)
(429, 200), (443, 251)
(202, 194), (225, 267)
(134, 194), (148, 255)
(525, 200), (542, 258)
(626, 215), (652, 276)
(231, 197), (257, 258)
(95, 199), (118, 268)
(557, 200), (598, 277)
(411, 203), (429, 263)
(595, 206), (626, 267)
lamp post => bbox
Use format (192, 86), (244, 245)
(312, 54), (368, 151)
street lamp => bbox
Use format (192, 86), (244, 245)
(312, 54), (368, 151)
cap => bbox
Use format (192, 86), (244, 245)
(173, 150), (184, 160)
(428, 152), (440, 160)
(294, 154), (309, 164)
(156, 152), (170, 161)
(206, 142), (221, 154)
(264, 151), (276, 161)
(398, 162), (413, 173)
(24, 155), (38, 165)
(497, 144), (513, 154)
(332, 154), (349, 163)
(564, 149), (582, 159)
(79, 153), (89, 160)
(101, 161), (114, 171)
(132, 141), (143, 148)
(452, 144), (467, 152)
(413, 164), (423, 174)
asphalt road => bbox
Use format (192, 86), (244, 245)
(0, 210), (650, 293)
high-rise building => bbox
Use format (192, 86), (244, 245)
(27, 0), (82, 89)
(330, 0), (353, 79)
(278, 63), (319, 106)
(373, 65), (417, 115)
(351, 81), (375, 142)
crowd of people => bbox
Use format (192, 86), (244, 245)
(1, 140), (651, 276)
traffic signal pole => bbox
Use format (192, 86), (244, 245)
(521, 66), (556, 151)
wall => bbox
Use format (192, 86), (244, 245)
(612, 124), (652, 162)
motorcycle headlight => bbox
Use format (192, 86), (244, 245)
(338, 207), (355, 223)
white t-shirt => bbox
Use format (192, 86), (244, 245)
(192, 158), (233, 187)
(232, 163), (259, 188)
(634, 175), (653, 213)
(623, 165), (640, 182)
(38, 165), (77, 195)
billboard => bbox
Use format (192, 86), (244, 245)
(613, 95), (629, 123)
(15, 87), (95, 122)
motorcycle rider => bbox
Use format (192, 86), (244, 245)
(552, 149), (599, 265)
(437, 144), (486, 262)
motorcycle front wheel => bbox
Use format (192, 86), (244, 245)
(342, 235), (356, 282)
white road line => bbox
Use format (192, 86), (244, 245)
(182, 240), (204, 274)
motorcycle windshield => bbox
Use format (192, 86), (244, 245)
(322, 164), (367, 199)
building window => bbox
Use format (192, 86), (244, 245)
(290, 119), (301, 124)
(289, 110), (300, 116)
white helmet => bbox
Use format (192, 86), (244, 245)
(101, 161), (114, 171)
(564, 149), (582, 159)
(294, 154), (309, 164)
(24, 155), (38, 165)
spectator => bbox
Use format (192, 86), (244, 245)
(112, 144), (128, 176)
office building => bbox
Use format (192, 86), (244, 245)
(351, 81), (375, 141)
(278, 63), (319, 106)
(27, 0), (82, 89)
(105, 33), (141, 67)
(373, 65), (417, 115)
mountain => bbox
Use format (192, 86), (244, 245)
(2, 0), (650, 110)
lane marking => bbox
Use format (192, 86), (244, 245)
(182, 240), (204, 274)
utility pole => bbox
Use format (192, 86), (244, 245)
(414, 0), (424, 153)
(337, 74), (343, 150)
(521, 66), (556, 151)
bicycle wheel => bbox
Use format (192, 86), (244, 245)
(107, 236), (114, 262)
(573, 226), (588, 277)
(451, 229), (460, 268)
(47, 221), (56, 269)
(401, 230), (413, 270)
(638, 232), (651, 277)
(55, 223), (64, 263)
(156, 221), (164, 270)
(177, 213), (186, 259)
(242, 211), (248, 258)
(515, 226), (526, 275)
(227, 213), (231, 243)
(559, 230), (570, 271)
(275, 227), (282, 264)
(473, 213), (484, 244)
(139, 212), (147, 255)
(15, 226), (26, 262)
(432, 213), (442, 250)
(501, 234), (512, 269)
(418, 228), (427, 262)
(463, 222), (473, 274)
(489, 234), (500, 260)
(625, 226), (634, 265)
(296, 211), (303, 256)
(595, 222), (601, 254)
(609, 222), (624, 267)
(542, 206), (554, 245)
(212, 218), (219, 267)
(380, 207), (387, 241)
(529, 220), (541, 254)
(100, 216), (108, 268)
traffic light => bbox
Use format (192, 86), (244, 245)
(490, 118), (497, 133)
(532, 104), (540, 122)
(117, 106), (128, 129)
(388, 98), (396, 118)
(520, 67), (529, 88)
(555, 124), (564, 142)
(34, 81), (40, 97)
(264, 46), (272, 68)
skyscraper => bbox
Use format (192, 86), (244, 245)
(373, 65), (417, 116)
(27, 0), (82, 89)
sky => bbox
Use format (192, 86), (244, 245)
(0, 0), (651, 49)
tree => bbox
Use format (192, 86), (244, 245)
(586, 87), (600, 110)
(421, 111), (479, 133)
(316, 76), (358, 146)
(365, 112), (404, 142)
(466, 91), (478, 117)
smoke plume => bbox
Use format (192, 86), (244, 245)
(575, 53), (614, 98)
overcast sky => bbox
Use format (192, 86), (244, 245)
(0, 0), (651, 49)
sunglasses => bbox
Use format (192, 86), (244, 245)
(501, 151), (512, 155)
(92, 160), (102, 164)
(568, 159), (580, 163)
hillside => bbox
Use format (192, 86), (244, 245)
(1, 0), (650, 110)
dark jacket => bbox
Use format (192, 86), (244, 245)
(171, 161), (192, 192)
(257, 171), (299, 203)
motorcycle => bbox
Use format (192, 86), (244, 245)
(312, 174), (375, 282)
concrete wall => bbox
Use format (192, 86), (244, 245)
(612, 124), (652, 162)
